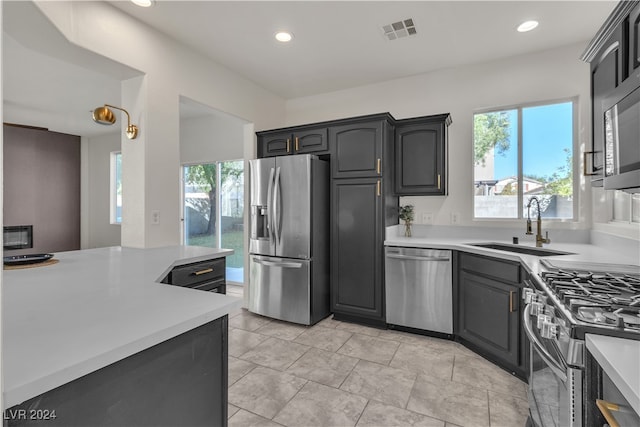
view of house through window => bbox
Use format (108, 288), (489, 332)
(110, 151), (122, 224)
(183, 160), (245, 283)
(474, 101), (574, 219)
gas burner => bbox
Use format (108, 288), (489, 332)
(540, 267), (640, 331)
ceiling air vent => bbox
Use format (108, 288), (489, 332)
(381, 19), (417, 41)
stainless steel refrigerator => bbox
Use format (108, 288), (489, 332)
(248, 154), (329, 325)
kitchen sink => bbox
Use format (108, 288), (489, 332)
(467, 242), (574, 257)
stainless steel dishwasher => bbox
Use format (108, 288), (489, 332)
(385, 247), (453, 335)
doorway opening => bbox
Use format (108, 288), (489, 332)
(183, 160), (245, 283)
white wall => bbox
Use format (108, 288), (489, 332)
(180, 114), (246, 165)
(34, 1), (285, 248)
(285, 42), (593, 232)
(83, 132), (122, 249)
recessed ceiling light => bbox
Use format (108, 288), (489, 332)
(275, 32), (293, 43)
(131, 0), (155, 7)
(517, 20), (539, 32)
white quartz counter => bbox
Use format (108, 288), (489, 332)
(586, 334), (640, 416)
(3, 246), (242, 409)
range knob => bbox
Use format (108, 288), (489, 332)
(540, 319), (558, 339)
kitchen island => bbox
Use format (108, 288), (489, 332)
(3, 246), (242, 426)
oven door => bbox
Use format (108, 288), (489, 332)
(524, 304), (582, 427)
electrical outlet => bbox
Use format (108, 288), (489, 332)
(450, 212), (459, 224)
(422, 212), (434, 224)
(151, 210), (160, 225)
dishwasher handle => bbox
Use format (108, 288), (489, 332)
(386, 253), (450, 262)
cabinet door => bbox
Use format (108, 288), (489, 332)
(395, 122), (445, 195)
(629, 3), (640, 75)
(331, 121), (384, 178)
(294, 128), (328, 154)
(458, 270), (519, 367)
(258, 132), (292, 157)
(590, 29), (623, 181)
(331, 177), (384, 323)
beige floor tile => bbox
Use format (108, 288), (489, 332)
(228, 404), (240, 419)
(452, 354), (528, 400)
(240, 337), (310, 371)
(407, 375), (490, 427)
(356, 401), (446, 427)
(273, 381), (368, 427)
(341, 360), (417, 409)
(390, 342), (455, 381)
(230, 310), (273, 331)
(287, 347), (359, 388)
(228, 409), (284, 427)
(335, 321), (383, 337)
(228, 366), (307, 419)
(229, 328), (269, 357)
(229, 356), (257, 385)
(255, 320), (308, 341)
(488, 390), (530, 427)
(337, 334), (400, 365)
(294, 325), (354, 352)
(315, 315), (342, 329)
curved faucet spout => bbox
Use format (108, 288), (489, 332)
(525, 196), (550, 247)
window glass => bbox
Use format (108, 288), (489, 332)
(111, 152), (122, 224)
(474, 101), (574, 219)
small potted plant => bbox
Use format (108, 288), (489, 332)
(399, 205), (414, 237)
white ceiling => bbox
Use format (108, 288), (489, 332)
(109, 0), (617, 99)
(3, 1), (617, 137)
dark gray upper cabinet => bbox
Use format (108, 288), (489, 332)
(589, 29), (623, 184)
(331, 121), (384, 178)
(257, 128), (328, 157)
(582, 0), (640, 185)
(394, 114), (451, 196)
(457, 252), (525, 378)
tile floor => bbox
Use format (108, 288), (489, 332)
(226, 307), (530, 427)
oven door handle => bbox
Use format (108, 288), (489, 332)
(523, 304), (568, 382)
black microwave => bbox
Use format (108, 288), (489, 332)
(602, 71), (640, 193)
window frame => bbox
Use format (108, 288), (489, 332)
(110, 151), (122, 225)
(472, 97), (579, 221)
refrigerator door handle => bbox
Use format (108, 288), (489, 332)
(253, 258), (303, 269)
(266, 167), (275, 243)
(273, 166), (282, 246)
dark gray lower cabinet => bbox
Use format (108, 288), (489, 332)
(331, 177), (385, 326)
(457, 252), (525, 378)
(5, 317), (228, 427)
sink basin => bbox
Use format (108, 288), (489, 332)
(467, 242), (573, 257)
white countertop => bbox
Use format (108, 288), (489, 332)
(586, 334), (640, 416)
(3, 246), (242, 409)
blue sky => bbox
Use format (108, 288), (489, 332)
(494, 102), (573, 180)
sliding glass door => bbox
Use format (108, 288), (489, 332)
(183, 160), (244, 283)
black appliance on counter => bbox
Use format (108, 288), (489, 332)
(523, 261), (640, 427)
(3, 225), (33, 250)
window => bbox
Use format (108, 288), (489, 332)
(183, 160), (245, 283)
(110, 151), (122, 224)
(473, 100), (575, 219)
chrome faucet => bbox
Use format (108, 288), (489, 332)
(526, 196), (551, 247)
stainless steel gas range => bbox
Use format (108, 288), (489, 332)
(523, 260), (640, 427)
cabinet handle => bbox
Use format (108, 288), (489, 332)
(596, 400), (622, 427)
(377, 158), (381, 175)
(286, 138), (290, 153)
(193, 268), (214, 276)
(295, 136), (299, 151)
(377, 180), (381, 196)
(583, 151), (600, 176)
(509, 290), (515, 312)
(437, 174), (441, 190)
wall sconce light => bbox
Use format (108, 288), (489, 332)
(92, 104), (139, 139)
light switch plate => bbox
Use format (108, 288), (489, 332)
(422, 212), (434, 224)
